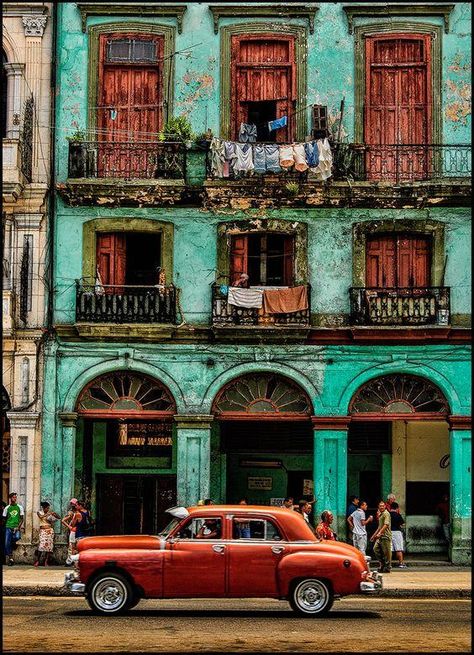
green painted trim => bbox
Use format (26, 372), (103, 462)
(343, 4), (454, 35)
(216, 218), (308, 285)
(219, 23), (308, 141)
(87, 22), (176, 136)
(352, 219), (446, 287)
(209, 5), (318, 35)
(77, 3), (187, 33)
(353, 22), (443, 145)
(82, 217), (174, 283)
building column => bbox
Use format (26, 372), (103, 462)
(448, 416), (471, 565)
(3, 63), (24, 139)
(58, 412), (78, 516)
(174, 415), (213, 506)
(312, 417), (349, 539)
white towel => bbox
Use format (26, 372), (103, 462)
(228, 286), (263, 308)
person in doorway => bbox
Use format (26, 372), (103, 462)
(370, 501), (392, 573)
(35, 502), (61, 567)
(61, 499), (81, 565)
(316, 510), (336, 540)
(233, 273), (250, 288)
(74, 500), (93, 541)
(282, 496), (295, 510)
(436, 493), (450, 544)
(3, 492), (24, 566)
(347, 500), (373, 555)
(390, 502), (407, 568)
(346, 495), (360, 517)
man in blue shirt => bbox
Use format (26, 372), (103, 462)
(346, 495), (360, 517)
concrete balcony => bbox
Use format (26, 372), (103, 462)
(2, 139), (27, 202)
(2, 290), (15, 335)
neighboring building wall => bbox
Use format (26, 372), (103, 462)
(2, 3), (52, 558)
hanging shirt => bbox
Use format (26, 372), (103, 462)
(279, 144), (295, 169)
(228, 287), (263, 309)
(253, 144), (266, 174)
(210, 137), (226, 177)
(234, 144), (254, 173)
(313, 138), (333, 180)
(293, 144), (309, 172)
(304, 141), (319, 168)
(238, 123), (257, 143)
(223, 141), (237, 177)
(264, 144), (282, 173)
(268, 115), (288, 132)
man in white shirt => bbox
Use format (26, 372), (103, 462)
(347, 500), (373, 554)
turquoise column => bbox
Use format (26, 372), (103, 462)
(58, 412), (78, 514)
(174, 415), (213, 506)
(313, 418), (349, 540)
(449, 417), (471, 565)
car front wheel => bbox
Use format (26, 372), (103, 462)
(87, 573), (133, 615)
(289, 578), (334, 617)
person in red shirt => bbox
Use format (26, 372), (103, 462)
(316, 510), (336, 540)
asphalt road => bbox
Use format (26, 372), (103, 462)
(3, 597), (471, 652)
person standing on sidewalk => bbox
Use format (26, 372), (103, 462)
(347, 500), (373, 554)
(61, 499), (81, 565)
(35, 502), (61, 567)
(72, 500), (93, 542)
(3, 492), (24, 565)
(390, 502), (407, 568)
(370, 500), (392, 573)
(346, 495), (360, 543)
(316, 510), (336, 540)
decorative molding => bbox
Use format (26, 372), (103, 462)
(209, 4), (319, 34)
(312, 416), (351, 431)
(343, 4), (454, 34)
(58, 412), (79, 428)
(448, 415), (472, 431)
(14, 213), (44, 229)
(77, 3), (187, 33)
(3, 4), (48, 17)
(6, 412), (40, 429)
(174, 414), (214, 430)
(22, 14), (48, 37)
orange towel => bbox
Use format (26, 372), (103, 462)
(263, 286), (308, 314)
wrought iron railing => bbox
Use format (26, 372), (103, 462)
(333, 144), (471, 183)
(68, 141), (186, 180)
(212, 283), (310, 327)
(76, 283), (177, 324)
(349, 287), (450, 326)
(20, 94), (34, 182)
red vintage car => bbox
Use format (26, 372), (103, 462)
(65, 505), (382, 616)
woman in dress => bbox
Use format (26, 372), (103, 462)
(35, 501), (60, 567)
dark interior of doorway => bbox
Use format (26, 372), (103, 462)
(125, 233), (161, 285)
(246, 100), (277, 141)
(220, 420), (313, 452)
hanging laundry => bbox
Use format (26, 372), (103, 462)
(234, 143), (254, 173)
(304, 141), (319, 168)
(264, 144), (282, 173)
(253, 144), (266, 174)
(238, 123), (257, 143)
(268, 115), (288, 132)
(223, 141), (237, 177)
(293, 144), (309, 172)
(210, 137), (226, 177)
(279, 144), (295, 169)
(263, 285), (308, 314)
(312, 138), (333, 180)
(228, 286), (263, 309)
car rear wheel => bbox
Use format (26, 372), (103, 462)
(289, 578), (333, 617)
(87, 572), (133, 615)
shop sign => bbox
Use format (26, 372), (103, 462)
(303, 479), (314, 495)
(270, 498), (285, 506)
(248, 476), (273, 490)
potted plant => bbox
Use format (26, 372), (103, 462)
(67, 130), (88, 178)
(163, 115), (195, 148)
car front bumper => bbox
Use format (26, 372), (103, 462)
(360, 571), (383, 592)
(64, 571), (85, 594)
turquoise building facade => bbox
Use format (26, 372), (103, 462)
(43, 3), (471, 564)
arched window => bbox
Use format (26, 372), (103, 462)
(213, 373), (312, 418)
(2, 51), (7, 138)
(350, 374), (449, 416)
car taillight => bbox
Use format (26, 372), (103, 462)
(361, 570), (369, 580)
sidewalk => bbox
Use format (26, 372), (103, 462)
(2, 565), (471, 598)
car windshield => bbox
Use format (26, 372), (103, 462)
(157, 518), (180, 538)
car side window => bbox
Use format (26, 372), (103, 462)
(176, 517), (222, 540)
(232, 517), (283, 541)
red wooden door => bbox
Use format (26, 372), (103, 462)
(366, 235), (431, 288)
(231, 35), (296, 142)
(365, 34), (431, 180)
(230, 235), (249, 284)
(98, 35), (163, 177)
(97, 233), (127, 291)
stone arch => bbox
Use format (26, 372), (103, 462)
(61, 360), (185, 415)
(2, 32), (19, 64)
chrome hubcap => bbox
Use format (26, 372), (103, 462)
(93, 578), (127, 611)
(296, 580), (328, 612)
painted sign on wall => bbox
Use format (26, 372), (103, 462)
(248, 476), (273, 490)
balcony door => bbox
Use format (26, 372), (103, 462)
(364, 34), (432, 179)
(231, 35), (296, 142)
(230, 233), (294, 286)
(366, 234), (431, 288)
(98, 34), (163, 177)
(97, 232), (161, 291)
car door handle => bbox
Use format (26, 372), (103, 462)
(271, 546), (285, 554)
(212, 544), (225, 553)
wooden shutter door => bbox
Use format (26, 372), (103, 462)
(97, 233), (127, 291)
(283, 236), (295, 286)
(366, 235), (396, 288)
(230, 235), (248, 284)
(397, 235), (431, 287)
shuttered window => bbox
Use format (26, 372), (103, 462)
(96, 232), (161, 289)
(366, 234), (431, 288)
(230, 233), (295, 286)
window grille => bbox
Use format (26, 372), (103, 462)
(106, 39), (157, 63)
(19, 235), (33, 323)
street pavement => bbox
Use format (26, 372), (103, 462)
(2, 564), (471, 598)
(3, 596), (471, 652)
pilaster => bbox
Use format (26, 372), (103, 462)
(58, 412), (79, 515)
(174, 415), (213, 506)
(448, 419), (471, 565)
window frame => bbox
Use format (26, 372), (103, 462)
(174, 516), (223, 540)
(231, 516), (284, 541)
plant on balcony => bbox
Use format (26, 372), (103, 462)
(67, 129), (87, 142)
(284, 181), (300, 197)
(161, 115), (195, 147)
(194, 129), (213, 148)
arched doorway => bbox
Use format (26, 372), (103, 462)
(2, 386), (11, 500)
(348, 374), (450, 555)
(211, 373), (314, 508)
(75, 371), (177, 535)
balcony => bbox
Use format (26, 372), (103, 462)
(349, 287), (451, 327)
(76, 283), (177, 325)
(212, 283), (311, 338)
(2, 139), (30, 202)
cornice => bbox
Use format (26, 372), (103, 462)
(448, 415), (472, 431)
(342, 4), (454, 34)
(2, 4), (48, 17)
(6, 411), (40, 429)
(209, 4), (319, 34)
(174, 414), (214, 430)
(76, 3), (187, 33)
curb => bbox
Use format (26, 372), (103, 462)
(3, 586), (471, 599)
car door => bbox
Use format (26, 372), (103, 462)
(163, 516), (226, 597)
(227, 515), (286, 598)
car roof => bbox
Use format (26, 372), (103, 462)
(186, 505), (317, 542)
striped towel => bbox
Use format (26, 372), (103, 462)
(228, 287), (264, 308)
